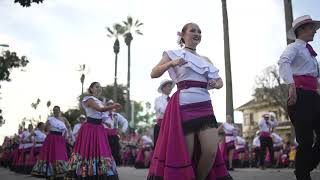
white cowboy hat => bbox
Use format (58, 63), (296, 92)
(269, 112), (276, 117)
(157, 79), (175, 93)
(288, 15), (320, 40)
(78, 114), (86, 120)
(262, 112), (270, 118)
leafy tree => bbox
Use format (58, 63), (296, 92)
(0, 50), (29, 127)
(14, 0), (44, 7)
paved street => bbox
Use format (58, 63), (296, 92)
(1, 167), (320, 180)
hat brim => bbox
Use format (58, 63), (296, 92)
(288, 20), (320, 40)
(158, 80), (175, 93)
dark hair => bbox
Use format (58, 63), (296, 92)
(37, 122), (44, 128)
(294, 23), (314, 38)
(178, 23), (194, 47)
(88, 82), (99, 94)
(53, 106), (60, 110)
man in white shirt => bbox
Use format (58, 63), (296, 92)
(72, 114), (87, 141)
(258, 113), (276, 169)
(278, 15), (320, 180)
(103, 104), (129, 165)
(153, 79), (175, 147)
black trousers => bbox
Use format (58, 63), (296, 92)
(288, 88), (320, 180)
(108, 135), (121, 166)
(259, 136), (274, 167)
(153, 124), (160, 149)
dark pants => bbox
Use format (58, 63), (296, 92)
(259, 136), (274, 167)
(153, 124), (160, 149)
(108, 135), (121, 165)
(288, 88), (320, 180)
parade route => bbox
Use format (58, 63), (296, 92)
(1, 167), (320, 180)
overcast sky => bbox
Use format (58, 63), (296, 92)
(0, 0), (319, 143)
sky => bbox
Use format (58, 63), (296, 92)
(0, 0), (320, 143)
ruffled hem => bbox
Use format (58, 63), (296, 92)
(182, 115), (218, 135)
(31, 160), (68, 178)
(66, 153), (118, 178)
(65, 173), (119, 180)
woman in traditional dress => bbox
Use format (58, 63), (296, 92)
(148, 23), (232, 180)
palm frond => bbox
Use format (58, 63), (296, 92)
(137, 22), (144, 27)
(135, 20), (140, 26)
(135, 30), (143, 35)
(106, 27), (114, 35)
(127, 16), (133, 26)
(123, 21), (128, 26)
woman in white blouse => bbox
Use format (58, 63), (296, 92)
(148, 23), (232, 180)
(65, 82), (121, 180)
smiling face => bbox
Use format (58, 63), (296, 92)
(89, 82), (102, 96)
(181, 23), (202, 47)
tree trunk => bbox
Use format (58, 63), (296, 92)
(113, 53), (118, 102)
(284, 0), (294, 44)
(221, 0), (234, 122)
(126, 43), (131, 120)
(283, 0), (295, 142)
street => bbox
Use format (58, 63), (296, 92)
(0, 167), (319, 180)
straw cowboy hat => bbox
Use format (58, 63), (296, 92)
(262, 112), (270, 118)
(288, 15), (320, 40)
(158, 79), (175, 93)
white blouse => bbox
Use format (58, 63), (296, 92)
(165, 49), (220, 105)
(22, 131), (33, 149)
(48, 116), (67, 133)
(252, 136), (261, 148)
(235, 136), (246, 150)
(34, 129), (46, 147)
(82, 96), (104, 119)
(223, 122), (237, 143)
(271, 132), (283, 147)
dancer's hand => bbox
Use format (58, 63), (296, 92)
(111, 103), (122, 109)
(208, 79), (223, 89)
(288, 84), (297, 106)
(171, 58), (187, 67)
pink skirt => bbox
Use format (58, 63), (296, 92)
(24, 146), (41, 174)
(65, 119), (118, 180)
(31, 132), (68, 178)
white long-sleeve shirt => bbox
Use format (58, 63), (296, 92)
(278, 39), (319, 84)
(253, 136), (260, 148)
(103, 112), (128, 133)
(154, 94), (170, 119)
(222, 122), (236, 143)
(235, 136), (246, 150)
(72, 123), (82, 140)
(271, 132), (283, 147)
(258, 118), (278, 133)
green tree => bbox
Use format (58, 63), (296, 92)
(0, 50), (29, 127)
(221, 0), (234, 122)
(107, 24), (126, 102)
(122, 16), (143, 120)
(14, 0), (44, 7)
(62, 109), (82, 127)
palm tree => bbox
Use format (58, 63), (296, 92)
(122, 16), (143, 119)
(77, 64), (86, 97)
(221, 0), (234, 122)
(107, 23), (126, 102)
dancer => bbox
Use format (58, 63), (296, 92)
(148, 23), (232, 180)
(103, 101), (129, 166)
(220, 115), (236, 170)
(271, 131), (283, 168)
(154, 79), (175, 147)
(25, 122), (46, 174)
(258, 113), (277, 169)
(31, 106), (69, 180)
(252, 131), (261, 168)
(135, 129), (154, 168)
(235, 135), (246, 168)
(65, 82), (121, 180)
(278, 15), (320, 180)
